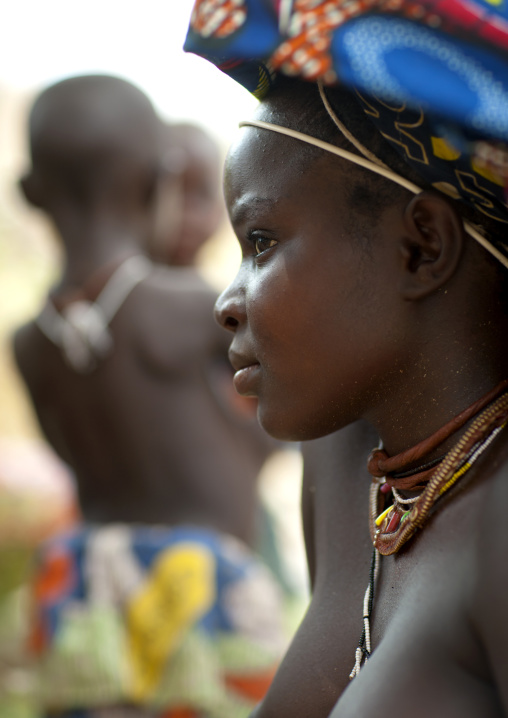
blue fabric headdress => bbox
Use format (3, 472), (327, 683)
(185, 0), (508, 266)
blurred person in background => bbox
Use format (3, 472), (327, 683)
(12, 74), (287, 718)
(147, 120), (299, 600)
(148, 121), (224, 268)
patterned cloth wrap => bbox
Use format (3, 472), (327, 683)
(185, 0), (508, 264)
(29, 524), (288, 718)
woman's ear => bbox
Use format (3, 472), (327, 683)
(399, 191), (465, 300)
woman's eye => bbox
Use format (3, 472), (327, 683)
(254, 237), (277, 256)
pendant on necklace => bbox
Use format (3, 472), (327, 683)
(374, 502), (411, 539)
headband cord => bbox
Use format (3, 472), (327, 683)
(238, 119), (508, 270)
(317, 80), (391, 171)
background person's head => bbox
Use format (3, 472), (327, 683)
(150, 122), (224, 267)
(20, 74), (161, 243)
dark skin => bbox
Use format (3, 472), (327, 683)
(149, 122), (224, 268)
(146, 121), (256, 431)
(215, 94), (508, 717)
(245, 423), (376, 718)
(13, 77), (269, 547)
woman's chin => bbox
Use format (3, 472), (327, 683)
(257, 407), (334, 443)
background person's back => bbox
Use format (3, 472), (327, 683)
(13, 265), (265, 541)
(11, 74), (287, 718)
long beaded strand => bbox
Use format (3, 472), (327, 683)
(349, 547), (380, 679)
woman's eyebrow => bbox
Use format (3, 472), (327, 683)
(230, 196), (279, 224)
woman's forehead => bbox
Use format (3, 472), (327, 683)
(229, 122), (285, 158)
(225, 129), (301, 199)
(224, 128), (344, 225)
(226, 122), (329, 185)
(224, 131), (289, 215)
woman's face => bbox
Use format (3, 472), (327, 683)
(215, 123), (409, 441)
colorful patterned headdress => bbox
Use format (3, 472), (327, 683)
(185, 0), (508, 266)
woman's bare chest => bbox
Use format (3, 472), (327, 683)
(327, 489), (502, 718)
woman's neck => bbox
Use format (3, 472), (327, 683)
(365, 325), (508, 458)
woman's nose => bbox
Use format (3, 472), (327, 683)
(214, 279), (246, 332)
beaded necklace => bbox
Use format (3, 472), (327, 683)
(350, 382), (508, 679)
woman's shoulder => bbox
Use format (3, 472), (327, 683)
(468, 432), (508, 574)
(471, 435), (508, 679)
(476, 432), (508, 542)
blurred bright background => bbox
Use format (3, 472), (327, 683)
(0, 0), (306, 597)
(1, 0), (259, 140)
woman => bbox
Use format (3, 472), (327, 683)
(186, 3), (508, 716)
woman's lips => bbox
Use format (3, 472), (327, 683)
(233, 363), (260, 395)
